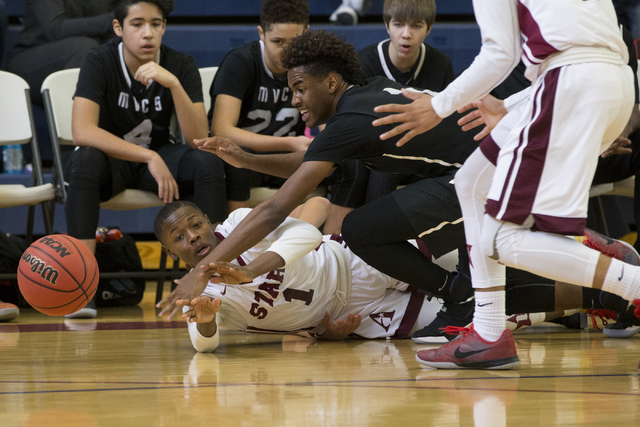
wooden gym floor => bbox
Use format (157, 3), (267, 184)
(2, 237), (640, 426)
(2, 281), (640, 426)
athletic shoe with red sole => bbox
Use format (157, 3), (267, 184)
(416, 326), (520, 370)
(582, 228), (640, 265)
(0, 301), (19, 321)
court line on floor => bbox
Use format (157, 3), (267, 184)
(2, 373), (640, 397)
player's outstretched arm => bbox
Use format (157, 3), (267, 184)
(194, 136), (305, 178)
(372, 90), (442, 147)
(318, 312), (362, 341)
(157, 161), (334, 320)
(178, 296), (221, 326)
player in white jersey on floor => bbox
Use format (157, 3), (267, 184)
(373, 0), (639, 369)
(153, 199), (440, 352)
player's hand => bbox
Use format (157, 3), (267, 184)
(147, 153), (179, 203)
(194, 136), (249, 169)
(177, 296), (221, 324)
(318, 312), (362, 341)
(199, 261), (255, 285)
(134, 62), (178, 88)
(157, 269), (209, 320)
(287, 135), (312, 152)
(372, 90), (442, 146)
(601, 136), (632, 158)
(457, 95), (507, 141)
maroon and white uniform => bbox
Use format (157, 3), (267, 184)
(443, 0), (635, 290)
(188, 209), (433, 352)
(436, 0), (634, 234)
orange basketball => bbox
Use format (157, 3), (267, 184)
(17, 235), (99, 316)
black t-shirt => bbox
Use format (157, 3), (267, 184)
(209, 40), (305, 137)
(74, 37), (203, 152)
(303, 77), (478, 178)
(358, 40), (454, 90)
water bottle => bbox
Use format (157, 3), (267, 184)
(3, 145), (23, 174)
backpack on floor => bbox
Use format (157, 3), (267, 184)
(94, 230), (146, 307)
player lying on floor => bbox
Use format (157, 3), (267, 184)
(155, 199), (443, 352)
(156, 199), (638, 352)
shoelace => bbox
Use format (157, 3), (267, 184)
(633, 299), (640, 319)
(583, 239), (618, 260)
(587, 309), (617, 329)
(441, 326), (471, 336)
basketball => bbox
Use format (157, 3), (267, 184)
(17, 235), (99, 316)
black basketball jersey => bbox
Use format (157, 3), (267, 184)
(358, 40), (455, 91)
(303, 77), (478, 178)
(209, 40), (305, 137)
(74, 38), (203, 152)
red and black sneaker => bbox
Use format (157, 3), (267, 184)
(415, 325), (519, 370)
(583, 228), (640, 265)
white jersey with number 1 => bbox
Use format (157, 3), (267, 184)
(187, 209), (430, 352)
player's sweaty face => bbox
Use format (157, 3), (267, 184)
(259, 23), (306, 77)
(161, 206), (218, 267)
(288, 66), (334, 129)
(118, 2), (166, 64)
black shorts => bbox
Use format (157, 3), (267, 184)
(392, 170), (464, 258)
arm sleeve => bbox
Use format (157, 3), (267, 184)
(34, 0), (113, 41)
(176, 54), (205, 104)
(186, 309), (221, 353)
(210, 49), (254, 100)
(264, 216), (323, 266)
(432, 0), (521, 118)
(73, 50), (106, 104)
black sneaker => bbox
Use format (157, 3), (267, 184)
(549, 312), (585, 329)
(412, 299), (474, 344)
(603, 305), (640, 338)
(65, 296), (97, 319)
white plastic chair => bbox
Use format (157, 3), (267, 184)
(41, 68), (181, 301)
(0, 71), (55, 242)
(199, 66), (218, 114)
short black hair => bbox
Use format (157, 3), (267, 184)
(153, 200), (201, 243)
(281, 30), (362, 85)
(260, 0), (309, 32)
(114, 0), (175, 26)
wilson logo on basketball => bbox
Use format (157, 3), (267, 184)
(21, 251), (59, 285)
(38, 237), (73, 258)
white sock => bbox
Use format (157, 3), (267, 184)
(601, 258), (640, 302)
(506, 312), (546, 330)
(473, 290), (506, 342)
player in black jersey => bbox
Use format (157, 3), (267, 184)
(65, 0), (226, 318)
(155, 30), (477, 333)
(345, 0), (456, 216)
(209, 0), (311, 213)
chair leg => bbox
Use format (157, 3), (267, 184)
(40, 200), (53, 235)
(26, 205), (36, 244)
(156, 250), (168, 305)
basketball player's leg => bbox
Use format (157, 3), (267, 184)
(417, 63), (636, 369)
(342, 175), (471, 303)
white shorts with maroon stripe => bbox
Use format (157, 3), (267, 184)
(485, 62), (634, 235)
